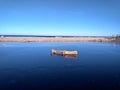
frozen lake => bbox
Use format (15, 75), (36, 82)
(0, 42), (120, 90)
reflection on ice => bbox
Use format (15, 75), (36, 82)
(51, 53), (77, 59)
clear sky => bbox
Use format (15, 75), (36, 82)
(0, 0), (120, 36)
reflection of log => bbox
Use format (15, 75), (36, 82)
(63, 54), (77, 59)
(52, 53), (77, 59)
(52, 49), (78, 55)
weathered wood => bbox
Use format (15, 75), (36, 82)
(52, 49), (78, 55)
(63, 51), (78, 55)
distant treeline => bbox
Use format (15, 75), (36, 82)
(109, 34), (120, 42)
(114, 35), (120, 42)
(115, 35), (120, 38)
(0, 35), (56, 37)
(111, 34), (120, 39)
(0, 35), (108, 38)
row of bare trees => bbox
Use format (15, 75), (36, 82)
(115, 34), (120, 39)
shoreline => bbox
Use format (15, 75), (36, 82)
(0, 36), (118, 42)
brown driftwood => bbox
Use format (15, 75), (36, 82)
(52, 49), (78, 55)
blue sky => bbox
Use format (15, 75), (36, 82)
(0, 0), (120, 36)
